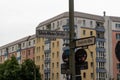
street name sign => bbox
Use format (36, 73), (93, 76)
(36, 30), (69, 39)
(75, 36), (95, 48)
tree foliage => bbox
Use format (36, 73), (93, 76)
(0, 56), (41, 80)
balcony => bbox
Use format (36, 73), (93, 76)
(96, 68), (106, 73)
(45, 58), (51, 63)
(96, 38), (105, 42)
(62, 25), (69, 30)
(44, 49), (51, 53)
(95, 26), (105, 32)
(4, 52), (8, 56)
(45, 39), (51, 44)
(96, 57), (106, 62)
(96, 47), (105, 52)
(17, 48), (21, 52)
(44, 68), (50, 73)
(17, 56), (21, 60)
(62, 46), (69, 51)
(62, 25), (77, 30)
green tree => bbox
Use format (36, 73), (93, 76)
(0, 56), (41, 80)
(20, 59), (41, 80)
(3, 56), (21, 80)
(0, 63), (5, 79)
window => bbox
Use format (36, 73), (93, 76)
(116, 34), (120, 40)
(38, 47), (40, 52)
(42, 64), (44, 70)
(56, 73), (59, 79)
(52, 52), (54, 58)
(53, 23), (55, 29)
(42, 55), (44, 60)
(57, 41), (59, 47)
(42, 46), (44, 50)
(28, 50), (30, 56)
(52, 63), (54, 68)
(57, 21), (59, 27)
(90, 21), (93, 27)
(28, 41), (31, 46)
(117, 63), (120, 70)
(33, 40), (35, 44)
(57, 62), (59, 68)
(91, 52), (93, 58)
(83, 30), (86, 35)
(83, 72), (86, 78)
(83, 20), (86, 26)
(90, 31), (93, 36)
(23, 43), (25, 47)
(52, 73), (54, 79)
(91, 73), (94, 79)
(57, 51), (59, 58)
(91, 62), (93, 68)
(46, 24), (51, 30)
(52, 43), (55, 48)
(12, 47), (14, 51)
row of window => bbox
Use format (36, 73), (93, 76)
(96, 72), (106, 79)
(82, 72), (94, 79)
(83, 30), (93, 36)
(51, 72), (59, 80)
(40, 62), (59, 70)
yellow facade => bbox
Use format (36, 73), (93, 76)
(35, 38), (45, 79)
(80, 27), (96, 80)
(50, 39), (60, 80)
(35, 37), (61, 80)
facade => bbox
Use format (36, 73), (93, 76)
(0, 35), (35, 64)
(1, 11), (120, 80)
(104, 16), (120, 80)
(36, 12), (106, 80)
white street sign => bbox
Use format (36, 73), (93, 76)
(36, 30), (69, 39)
(75, 36), (95, 47)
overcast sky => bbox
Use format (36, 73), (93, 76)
(0, 0), (120, 46)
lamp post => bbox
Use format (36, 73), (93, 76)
(69, 0), (76, 80)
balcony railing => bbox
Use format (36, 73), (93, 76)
(45, 39), (51, 44)
(96, 38), (105, 42)
(95, 26), (105, 32)
(44, 49), (51, 53)
(96, 68), (106, 73)
(96, 47), (105, 52)
(45, 58), (51, 63)
(44, 68), (50, 73)
(96, 57), (106, 62)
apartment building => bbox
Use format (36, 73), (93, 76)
(36, 12), (106, 80)
(0, 35), (35, 64)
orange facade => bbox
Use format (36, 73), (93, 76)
(21, 47), (35, 63)
(112, 31), (120, 79)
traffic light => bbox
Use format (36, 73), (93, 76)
(75, 49), (87, 64)
(61, 49), (70, 74)
(62, 49), (70, 63)
(75, 49), (87, 80)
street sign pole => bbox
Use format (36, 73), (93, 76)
(69, 0), (76, 80)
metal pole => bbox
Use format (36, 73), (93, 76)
(69, 0), (76, 80)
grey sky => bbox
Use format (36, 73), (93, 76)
(0, 0), (120, 46)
